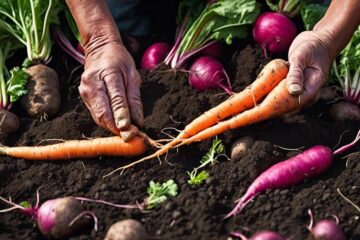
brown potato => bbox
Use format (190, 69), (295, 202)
(0, 109), (19, 134)
(21, 64), (61, 118)
(104, 219), (148, 240)
(330, 102), (360, 121)
(231, 136), (254, 160)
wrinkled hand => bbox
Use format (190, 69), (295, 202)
(79, 42), (144, 141)
(286, 30), (332, 99)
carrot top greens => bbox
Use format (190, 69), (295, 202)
(145, 180), (178, 209)
(187, 138), (227, 185)
(0, 30), (28, 110)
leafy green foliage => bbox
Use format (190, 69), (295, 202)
(0, 36), (27, 108)
(172, 0), (260, 68)
(146, 180), (178, 209)
(187, 138), (227, 185)
(0, 0), (62, 62)
(6, 67), (29, 103)
(331, 27), (360, 104)
(300, 3), (327, 30)
(188, 170), (209, 185)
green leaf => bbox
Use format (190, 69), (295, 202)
(6, 67), (29, 103)
(300, 3), (327, 31)
(177, 0), (260, 57)
(0, 0), (62, 62)
(200, 138), (225, 166)
(331, 26), (360, 103)
(188, 170), (209, 185)
(146, 180), (178, 209)
(19, 201), (31, 208)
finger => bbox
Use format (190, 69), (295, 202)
(126, 70), (144, 127)
(103, 72), (131, 131)
(286, 57), (306, 95)
(120, 125), (139, 142)
(79, 75), (119, 135)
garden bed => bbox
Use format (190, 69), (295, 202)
(0, 44), (359, 240)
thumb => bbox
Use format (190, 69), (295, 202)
(286, 56), (306, 95)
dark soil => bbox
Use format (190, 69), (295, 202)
(0, 44), (359, 240)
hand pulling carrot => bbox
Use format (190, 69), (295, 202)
(0, 136), (148, 160)
(103, 60), (289, 175)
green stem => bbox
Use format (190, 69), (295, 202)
(41, 0), (52, 41)
(30, 0), (39, 56)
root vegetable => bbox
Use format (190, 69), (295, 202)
(21, 64), (61, 118)
(104, 219), (148, 240)
(141, 42), (171, 70)
(0, 135), (147, 160)
(0, 195), (95, 240)
(329, 102), (360, 121)
(230, 136), (254, 160)
(36, 198), (90, 239)
(307, 209), (345, 240)
(225, 130), (360, 218)
(115, 59), (289, 171)
(189, 56), (232, 94)
(253, 12), (296, 56)
(0, 109), (19, 134)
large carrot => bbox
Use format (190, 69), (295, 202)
(176, 79), (317, 146)
(179, 59), (289, 138)
(0, 136), (147, 160)
(103, 60), (290, 176)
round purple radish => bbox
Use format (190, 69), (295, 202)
(0, 195), (93, 239)
(310, 220), (345, 240)
(189, 56), (232, 94)
(253, 12), (297, 56)
(307, 209), (345, 240)
(141, 42), (171, 70)
(36, 197), (89, 239)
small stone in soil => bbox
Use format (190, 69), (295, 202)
(172, 210), (182, 219)
(322, 193), (331, 201)
(165, 202), (176, 211)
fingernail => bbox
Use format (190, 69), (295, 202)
(117, 117), (128, 129)
(289, 84), (301, 93)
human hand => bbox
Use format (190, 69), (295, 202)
(79, 42), (144, 141)
(286, 30), (333, 100)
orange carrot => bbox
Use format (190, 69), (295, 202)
(0, 136), (147, 160)
(176, 79), (317, 146)
(104, 60), (290, 176)
(180, 59), (289, 138)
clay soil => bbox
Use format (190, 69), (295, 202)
(0, 44), (359, 240)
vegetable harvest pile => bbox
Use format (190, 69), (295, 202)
(0, 0), (359, 239)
